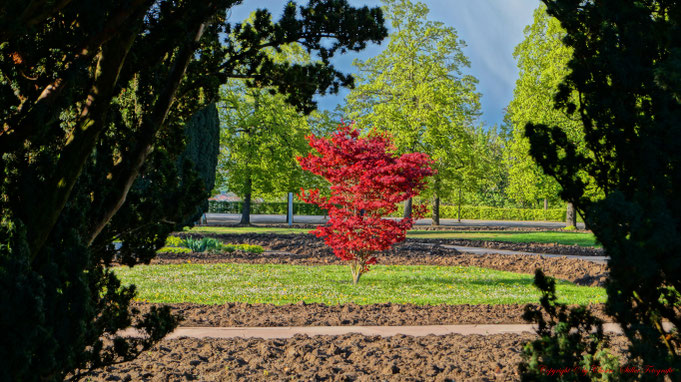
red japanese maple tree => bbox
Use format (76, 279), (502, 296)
(297, 122), (434, 284)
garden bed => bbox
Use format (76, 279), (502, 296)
(93, 232), (617, 381)
(160, 234), (607, 287)
(183, 231), (603, 257)
(84, 333), (630, 381)
(135, 232), (610, 327)
(133, 301), (609, 327)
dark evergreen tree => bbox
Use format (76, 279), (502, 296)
(525, 0), (681, 376)
(178, 103), (220, 223)
(0, 1), (387, 380)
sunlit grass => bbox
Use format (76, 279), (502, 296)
(116, 263), (605, 306)
(407, 230), (599, 247)
(187, 226), (598, 247)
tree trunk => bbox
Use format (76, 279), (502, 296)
(432, 196), (440, 226)
(457, 188), (462, 222)
(350, 260), (363, 285)
(240, 175), (252, 225)
(403, 197), (413, 219)
(544, 198), (548, 210)
(566, 202), (577, 228)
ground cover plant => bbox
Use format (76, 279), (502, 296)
(116, 263), (606, 306)
(187, 226), (598, 247)
(157, 236), (263, 254)
(298, 122), (433, 283)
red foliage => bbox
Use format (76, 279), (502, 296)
(297, 122), (434, 280)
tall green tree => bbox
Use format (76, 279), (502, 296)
(344, 0), (481, 224)
(526, 0), (681, 375)
(216, 42), (332, 225)
(505, 4), (590, 224)
(0, 1), (387, 379)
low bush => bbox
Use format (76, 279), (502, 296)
(519, 269), (619, 381)
(208, 201), (326, 215)
(157, 247), (192, 254)
(164, 236), (184, 247)
(209, 200), (568, 222)
(167, 237), (265, 254)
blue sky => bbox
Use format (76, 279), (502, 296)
(227, 0), (538, 128)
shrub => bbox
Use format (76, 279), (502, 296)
(164, 236), (184, 248)
(519, 269), (619, 381)
(157, 247), (192, 254)
(208, 200), (327, 215)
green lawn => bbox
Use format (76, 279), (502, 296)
(408, 230), (598, 247)
(116, 263), (605, 305)
(187, 226), (598, 247)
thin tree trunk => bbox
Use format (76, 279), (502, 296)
(350, 260), (363, 285)
(404, 197), (413, 219)
(432, 196), (440, 226)
(240, 175), (252, 225)
(544, 198), (548, 210)
(566, 202), (577, 228)
(457, 188), (462, 222)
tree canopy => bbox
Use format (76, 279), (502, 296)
(344, 0), (481, 222)
(0, 1), (387, 379)
(505, 4), (576, 208)
(526, 0), (681, 372)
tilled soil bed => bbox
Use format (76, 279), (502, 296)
(133, 301), (610, 327)
(84, 333), (630, 382)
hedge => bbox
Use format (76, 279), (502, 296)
(208, 200), (566, 222)
(208, 201), (326, 216)
(388, 205), (565, 222)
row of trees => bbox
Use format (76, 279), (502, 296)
(216, 0), (585, 226)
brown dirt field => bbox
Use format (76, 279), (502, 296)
(133, 301), (610, 327)
(83, 333), (630, 382)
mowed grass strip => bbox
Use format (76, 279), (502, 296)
(407, 230), (598, 247)
(188, 226), (598, 247)
(115, 263), (605, 306)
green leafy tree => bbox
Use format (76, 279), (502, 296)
(506, 4), (591, 224)
(460, 125), (513, 209)
(526, 0), (681, 377)
(216, 41), (332, 225)
(345, 0), (481, 224)
(0, 1), (387, 380)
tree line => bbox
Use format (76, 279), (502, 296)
(216, 0), (587, 227)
